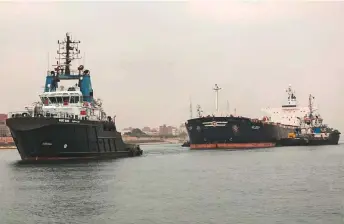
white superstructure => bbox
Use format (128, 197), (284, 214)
(261, 85), (316, 126)
(10, 84), (108, 122)
(37, 85), (106, 121)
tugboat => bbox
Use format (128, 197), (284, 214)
(6, 33), (143, 161)
(277, 94), (340, 146)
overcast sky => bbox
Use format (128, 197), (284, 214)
(0, 1), (344, 130)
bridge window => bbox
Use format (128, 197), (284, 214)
(41, 97), (48, 104)
(56, 97), (63, 104)
(70, 96), (80, 104)
(49, 97), (57, 103)
(63, 96), (69, 103)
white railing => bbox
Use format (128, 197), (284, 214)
(8, 110), (34, 118)
(9, 110), (80, 120)
(8, 110), (106, 121)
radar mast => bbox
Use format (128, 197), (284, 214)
(213, 84), (222, 113)
(55, 33), (82, 75)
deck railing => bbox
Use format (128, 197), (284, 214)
(8, 110), (106, 121)
(8, 110), (80, 120)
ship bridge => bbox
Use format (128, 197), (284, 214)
(261, 85), (314, 126)
(40, 85), (83, 106)
(37, 86), (84, 120)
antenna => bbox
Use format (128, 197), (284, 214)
(226, 100), (230, 115)
(309, 94), (315, 118)
(55, 32), (82, 75)
(213, 84), (221, 113)
(196, 105), (203, 117)
(47, 52), (50, 72)
(189, 97), (193, 119)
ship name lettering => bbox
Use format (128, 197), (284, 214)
(59, 119), (70, 123)
(58, 119), (80, 123)
(252, 126), (260, 130)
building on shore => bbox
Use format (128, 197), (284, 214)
(159, 124), (176, 136)
(122, 123), (187, 137)
(0, 114), (10, 137)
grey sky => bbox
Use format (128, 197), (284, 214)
(0, 1), (343, 130)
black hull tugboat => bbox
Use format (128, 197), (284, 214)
(6, 33), (142, 161)
(276, 94), (340, 147)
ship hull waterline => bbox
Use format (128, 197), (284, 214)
(190, 142), (275, 150)
(6, 117), (143, 162)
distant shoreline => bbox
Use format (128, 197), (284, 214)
(124, 140), (181, 145)
(122, 136), (185, 145)
(0, 146), (16, 149)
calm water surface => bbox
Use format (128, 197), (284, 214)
(0, 143), (344, 224)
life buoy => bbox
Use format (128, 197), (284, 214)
(22, 113), (28, 117)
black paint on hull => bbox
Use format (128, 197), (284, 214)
(181, 141), (190, 147)
(185, 116), (295, 148)
(6, 117), (142, 161)
(276, 133), (340, 146)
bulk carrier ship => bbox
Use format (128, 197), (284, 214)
(6, 33), (143, 161)
(185, 84), (322, 149)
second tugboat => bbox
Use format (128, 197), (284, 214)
(277, 94), (340, 146)
(6, 33), (143, 161)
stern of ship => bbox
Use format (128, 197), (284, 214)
(329, 129), (341, 145)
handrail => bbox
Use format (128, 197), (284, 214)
(9, 110), (78, 119)
(8, 110), (107, 121)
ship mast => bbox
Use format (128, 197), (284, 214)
(189, 97), (193, 119)
(285, 84), (297, 106)
(213, 84), (221, 113)
(226, 100), (230, 115)
(196, 104), (203, 117)
(308, 94), (315, 124)
(56, 33), (81, 75)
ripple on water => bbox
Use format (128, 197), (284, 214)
(0, 144), (344, 224)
